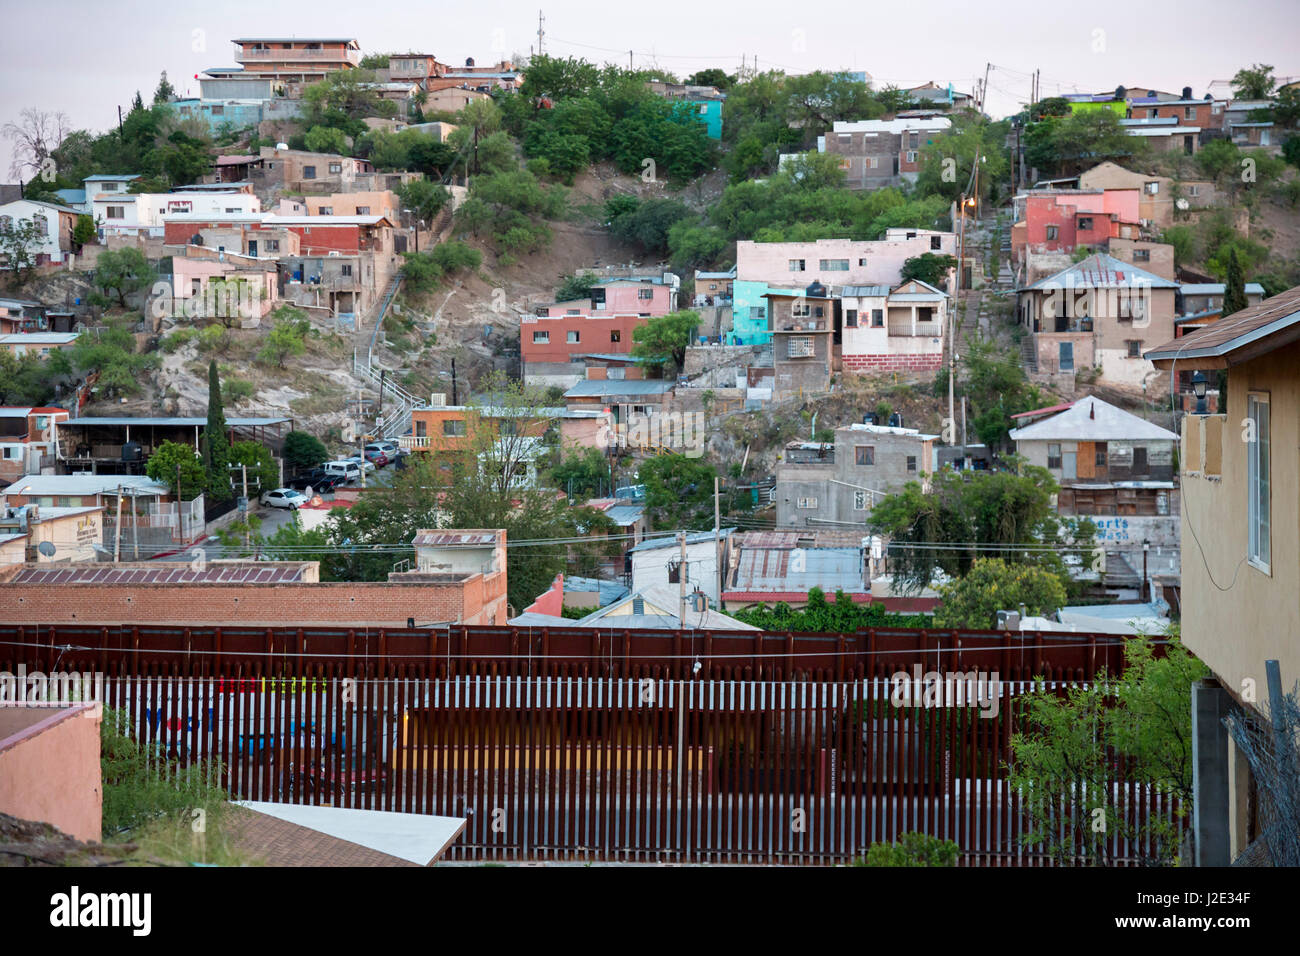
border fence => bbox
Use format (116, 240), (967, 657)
(0, 623), (1182, 865)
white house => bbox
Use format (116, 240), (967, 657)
(628, 528), (734, 607)
(93, 190), (261, 239)
(840, 278), (948, 375)
(0, 199), (81, 265)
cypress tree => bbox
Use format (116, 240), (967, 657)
(1217, 248), (1247, 412)
(204, 360), (232, 501)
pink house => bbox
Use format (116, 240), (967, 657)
(1013, 188), (1142, 263)
(170, 255), (279, 322)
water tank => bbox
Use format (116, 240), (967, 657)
(1182, 86), (1193, 100)
(276, 141), (289, 150)
(888, 412), (903, 428)
(806, 280), (827, 299)
(122, 440), (143, 463)
(465, 57), (476, 67)
(863, 412), (878, 425)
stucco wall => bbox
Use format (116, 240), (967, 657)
(0, 703), (102, 843)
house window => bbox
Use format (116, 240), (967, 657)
(931, 236), (941, 250)
(1132, 446), (1148, 473)
(303, 165), (316, 179)
(565, 309), (580, 316)
(855, 445), (874, 466)
(610, 330), (621, 343)
(210, 105), (224, 116)
(867, 157), (879, 169)
(1185, 106), (1195, 120)
(1134, 248), (1150, 261)
(853, 491), (867, 510)
(906, 456), (917, 472)
(1247, 393), (1270, 570)
(532, 330), (549, 343)
(791, 300), (811, 318)
(787, 335), (814, 358)
(319, 206), (333, 215)
(30, 213), (47, 232)
(1077, 217), (1094, 231)
(566, 330), (580, 343)
(1144, 181), (1160, 195)
(905, 150), (918, 163)
(340, 264), (352, 277)
(858, 258), (868, 266)
(1095, 444), (1107, 467)
(845, 309), (858, 327)
(265, 239), (280, 251)
(788, 259), (806, 272)
(443, 419), (466, 437)
(819, 259), (849, 271)
(1126, 340), (1142, 358)
(1045, 225), (1059, 240)
(329, 163), (342, 174)
(638, 288), (654, 299)
(107, 206), (124, 220)
(797, 497), (818, 509)
(871, 309), (884, 327)
(1186, 185), (1200, 198)
(1047, 443), (1063, 469)
(356, 205), (370, 215)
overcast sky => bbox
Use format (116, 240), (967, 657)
(2, 0), (1297, 180)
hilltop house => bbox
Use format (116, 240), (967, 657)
(0, 199), (81, 265)
(816, 116), (952, 190)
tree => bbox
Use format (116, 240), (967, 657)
(203, 360), (231, 502)
(153, 71), (176, 105)
(857, 833), (960, 867)
(687, 69), (733, 91)
(283, 430), (329, 473)
(1222, 246), (1248, 316)
(72, 214), (96, 249)
(301, 69), (388, 126)
(257, 308), (310, 367)
(1231, 63), (1275, 100)
(2, 108), (68, 179)
(901, 253), (958, 287)
(0, 350), (59, 405)
(158, 129), (212, 186)
(631, 310), (701, 372)
(1008, 633), (1205, 865)
(869, 466), (1095, 595)
(90, 247), (155, 308)
(227, 440), (279, 497)
(1048, 109), (1140, 174)
(607, 198), (694, 254)
(638, 453), (718, 530)
(65, 316), (155, 398)
(0, 216), (45, 287)
(304, 125), (349, 155)
(395, 178), (450, 222)
(549, 446), (612, 499)
(145, 440), (207, 500)
(932, 558), (1068, 629)
(554, 272), (599, 302)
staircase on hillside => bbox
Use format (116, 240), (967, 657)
(1020, 334), (1038, 373)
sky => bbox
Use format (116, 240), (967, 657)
(2, 0), (1298, 180)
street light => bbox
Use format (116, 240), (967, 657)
(1191, 370), (1208, 414)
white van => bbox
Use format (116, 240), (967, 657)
(323, 460), (362, 483)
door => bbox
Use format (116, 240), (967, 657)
(1062, 450), (1077, 480)
(248, 240), (258, 257)
(1059, 341), (1074, 371)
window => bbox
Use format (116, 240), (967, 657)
(1186, 184), (1200, 198)
(566, 330), (580, 343)
(355, 205), (370, 215)
(1, 446), (18, 460)
(1132, 446), (1148, 473)
(340, 264), (352, 277)
(871, 309), (884, 327)
(1077, 217), (1094, 231)
(565, 309), (580, 316)
(328, 163), (342, 174)
(610, 329), (621, 343)
(1185, 106), (1196, 120)
(30, 213), (47, 232)
(1126, 339), (1142, 358)
(905, 150), (918, 163)
(788, 259), (806, 272)
(845, 309), (858, 327)
(532, 330), (549, 343)
(1045, 225), (1059, 240)
(858, 258), (868, 266)
(638, 288), (654, 299)
(855, 445), (875, 466)
(1147, 108), (1158, 119)
(303, 165), (316, 179)
(1247, 393), (1270, 570)
(1133, 248), (1150, 261)
(265, 239), (280, 251)
(1095, 443), (1107, 467)
(442, 419), (466, 437)
(906, 456), (917, 472)
(1047, 443), (1063, 469)
(319, 206), (334, 215)
(819, 259), (849, 271)
(853, 491), (867, 510)
(787, 335), (814, 358)
(797, 497), (818, 509)
(1144, 181), (1160, 195)
(791, 300), (811, 318)
(210, 105), (224, 116)
(867, 157), (879, 169)
(107, 206), (125, 220)
(931, 236), (942, 250)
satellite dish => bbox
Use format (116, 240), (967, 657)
(1175, 198), (1189, 210)
(37, 541), (57, 557)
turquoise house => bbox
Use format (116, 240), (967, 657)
(731, 280), (775, 345)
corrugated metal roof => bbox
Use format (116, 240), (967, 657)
(1008, 396), (1178, 442)
(8, 563), (312, 586)
(735, 531), (801, 549)
(731, 547), (867, 594)
(1179, 283), (1265, 295)
(840, 285), (891, 297)
(564, 380), (674, 398)
(1145, 286), (1300, 363)
(65, 416), (291, 427)
(604, 504), (645, 526)
(628, 529), (735, 553)
(1022, 253), (1179, 291)
(3, 474), (169, 496)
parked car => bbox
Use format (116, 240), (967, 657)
(362, 444), (390, 467)
(371, 439), (404, 459)
(344, 455), (376, 475)
(261, 488), (308, 510)
(323, 460), (363, 483)
(287, 471), (342, 493)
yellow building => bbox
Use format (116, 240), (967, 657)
(1145, 285), (1300, 865)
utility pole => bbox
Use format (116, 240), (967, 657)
(131, 492), (139, 561)
(450, 358), (459, 406)
(713, 477), (721, 610)
(629, 50), (633, 71)
(241, 464), (249, 549)
(176, 464), (184, 544)
(537, 9), (545, 56)
(113, 486), (123, 562)
(678, 530), (687, 626)
(981, 62), (992, 113)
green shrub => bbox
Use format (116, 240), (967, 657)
(855, 832), (960, 867)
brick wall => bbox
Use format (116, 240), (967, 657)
(841, 353), (943, 373)
(0, 579), (506, 627)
